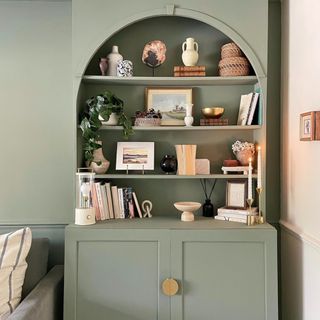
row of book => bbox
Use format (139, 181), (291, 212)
(237, 92), (260, 126)
(92, 182), (142, 221)
(173, 66), (206, 77)
(214, 206), (258, 224)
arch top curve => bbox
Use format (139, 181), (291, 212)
(76, 6), (266, 79)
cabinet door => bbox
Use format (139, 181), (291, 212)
(65, 228), (171, 320)
(170, 229), (278, 320)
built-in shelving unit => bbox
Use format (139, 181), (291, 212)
(82, 75), (258, 86)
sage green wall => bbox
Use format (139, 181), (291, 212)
(0, 1), (73, 225)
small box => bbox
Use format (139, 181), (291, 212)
(195, 159), (210, 174)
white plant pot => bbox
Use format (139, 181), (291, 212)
(99, 112), (119, 126)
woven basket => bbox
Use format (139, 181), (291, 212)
(221, 42), (243, 59)
(218, 57), (250, 77)
(134, 118), (161, 127)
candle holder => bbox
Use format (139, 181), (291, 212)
(246, 198), (256, 226)
(256, 187), (264, 224)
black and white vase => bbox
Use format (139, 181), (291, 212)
(117, 60), (133, 77)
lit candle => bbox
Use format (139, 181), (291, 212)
(257, 146), (262, 188)
(248, 158), (252, 200)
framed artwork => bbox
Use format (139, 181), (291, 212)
(300, 111), (320, 141)
(116, 142), (154, 170)
(225, 179), (248, 209)
(145, 87), (193, 125)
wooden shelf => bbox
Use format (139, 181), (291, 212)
(82, 75), (258, 86)
(95, 174), (257, 179)
(98, 125), (261, 131)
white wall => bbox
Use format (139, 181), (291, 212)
(281, 0), (320, 319)
(0, 1), (73, 224)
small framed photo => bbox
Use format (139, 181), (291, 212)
(225, 179), (248, 209)
(145, 87), (193, 126)
(116, 142), (154, 171)
(300, 112), (315, 141)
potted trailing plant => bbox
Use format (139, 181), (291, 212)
(80, 90), (133, 166)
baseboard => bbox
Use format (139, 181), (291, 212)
(279, 220), (320, 253)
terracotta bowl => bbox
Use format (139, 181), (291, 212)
(201, 107), (225, 119)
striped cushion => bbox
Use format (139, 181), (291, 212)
(0, 228), (32, 320)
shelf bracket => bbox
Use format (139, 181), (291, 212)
(166, 4), (176, 15)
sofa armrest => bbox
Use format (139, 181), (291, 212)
(7, 265), (64, 320)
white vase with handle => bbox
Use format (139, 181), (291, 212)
(182, 38), (199, 66)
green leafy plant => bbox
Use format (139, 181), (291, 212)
(80, 90), (133, 164)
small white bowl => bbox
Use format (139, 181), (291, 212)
(174, 202), (201, 222)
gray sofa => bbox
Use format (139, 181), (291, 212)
(7, 238), (64, 320)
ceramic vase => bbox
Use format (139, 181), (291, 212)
(87, 141), (110, 174)
(184, 103), (194, 126)
(107, 46), (123, 76)
(182, 38), (199, 66)
(117, 60), (133, 77)
(160, 155), (177, 174)
(235, 150), (254, 166)
(99, 58), (108, 76)
(104, 112), (119, 126)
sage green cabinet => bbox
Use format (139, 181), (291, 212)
(64, 218), (278, 320)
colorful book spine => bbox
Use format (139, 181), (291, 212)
(200, 119), (229, 126)
(132, 192), (142, 218)
(95, 182), (105, 220)
(105, 183), (114, 219)
(91, 184), (101, 221)
(111, 186), (121, 219)
(174, 71), (206, 77)
(118, 188), (125, 219)
(100, 183), (110, 219)
(126, 187), (135, 219)
(174, 66), (206, 72)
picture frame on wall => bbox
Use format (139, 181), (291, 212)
(300, 111), (320, 141)
(145, 87), (193, 126)
(225, 179), (248, 209)
(116, 142), (154, 171)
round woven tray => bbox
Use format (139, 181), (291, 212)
(218, 57), (250, 77)
(221, 42), (243, 59)
(134, 118), (161, 127)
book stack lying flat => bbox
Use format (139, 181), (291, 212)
(215, 206), (258, 224)
(174, 66), (206, 77)
(200, 118), (229, 126)
(91, 181), (143, 221)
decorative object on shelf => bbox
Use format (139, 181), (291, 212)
(102, 112), (119, 126)
(247, 157), (253, 200)
(75, 168), (96, 225)
(160, 155), (177, 174)
(145, 87), (193, 126)
(141, 200), (153, 218)
(173, 65), (206, 77)
(218, 42), (250, 77)
(175, 144), (197, 175)
(195, 159), (210, 175)
(215, 206), (258, 224)
(256, 146), (262, 188)
(134, 108), (162, 127)
(181, 37), (199, 66)
(221, 166), (249, 175)
(256, 187), (264, 224)
(174, 201), (201, 222)
(86, 140), (110, 174)
(231, 140), (255, 166)
(225, 179), (248, 209)
(220, 42), (244, 59)
(142, 40), (166, 76)
(80, 90), (133, 164)
(200, 179), (217, 217)
(200, 118), (229, 126)
(237, 92), (260, 125)
(184, 103), (194, 126)
(99, 57), (108, 76)
(223, 159), (239, 167)
(201, 107), (224, 119)
(246, 198), (256, 226)
(117, 60), (133, 77)
(106, 45), (123, 76)
(116, 142), (154, 171)
(300, 111), (320, 141)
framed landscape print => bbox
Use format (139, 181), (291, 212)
(116, 142), (154, 170)
(145, 87), (193, 126)
(225, 179), (248, 209)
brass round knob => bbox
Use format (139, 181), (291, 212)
(162, 278), (179, 296)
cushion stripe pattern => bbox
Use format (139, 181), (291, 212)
(0, 228), (32, 320)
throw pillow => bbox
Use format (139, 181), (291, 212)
(0, 228), (32, 320)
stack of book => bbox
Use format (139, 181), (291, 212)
(200, 118), (229, 126)
(91, 181), (143, 221)
(173, 66), (206, 77)
(214, 206), (258, 224)
(237, 92), (260, 125)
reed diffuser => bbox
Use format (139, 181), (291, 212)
(200, 179), (217, 217)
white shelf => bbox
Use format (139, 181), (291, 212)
(95, 174), (257, 179)
(98, 125), (261, 131)
(82, 75), (258, 86)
